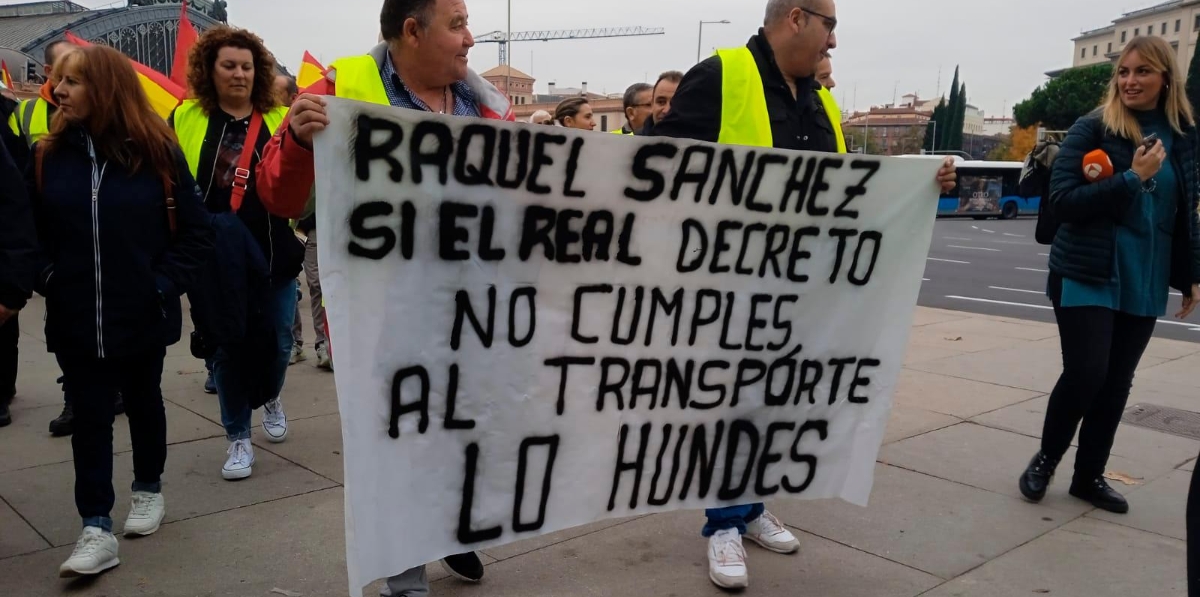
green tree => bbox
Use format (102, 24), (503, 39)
(941, 66), (960, 149)
(923, 97), (947, 152)
(845, 127), (882, 154)
(1014, 63), (1112, 130)
(1187, 27), (1200, 114)
(946, 81), (968, 151)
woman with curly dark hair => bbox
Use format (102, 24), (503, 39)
(170, 26), (301, 481)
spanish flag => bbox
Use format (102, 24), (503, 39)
(297, 51), (326, 89)
(170, 1), (198, 89)
(64, 32), (184, 119)
(0, 61), (13, 90)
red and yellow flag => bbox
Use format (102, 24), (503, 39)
(0, 61), (13, 90)
(297, 51), (326, 89)
(64, 32), (184, 118)
(170, 1), (199, 89)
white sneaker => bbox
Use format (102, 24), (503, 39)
(222, 439), (255, 480)
(59, 527), (120, 577)
(289, 344), (307, 365)
(262, 397), (288, 443)
(707, 528), (749, 590)
(316, 345), (333, 371)
(744, 510), (800, 554)
(123, 491), (165, 537)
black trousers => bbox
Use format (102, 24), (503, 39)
(1041, 305), (1156, 481)
(58, 347), (167, 523)
(0, 314), (17, 399)
(1189, 455), (1200, 597)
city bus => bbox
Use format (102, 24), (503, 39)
(936, 160), (1040, 220)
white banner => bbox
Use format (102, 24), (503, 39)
(314, 97), (940, 596)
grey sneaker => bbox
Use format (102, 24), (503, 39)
(316, 344), (333, 371)
(289, 344), (307, 365)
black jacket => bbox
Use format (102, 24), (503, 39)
(652, 30), (836, 153)
(0, 139), (37, 311)
(1, 95), (29, 170)
(171, 108), (304, 286)
(188, 212), (271, 347)
(27, 128), (215, 358)
(1048, 111), (1200, 293)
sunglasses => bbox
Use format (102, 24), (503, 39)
(801, 8), (837, 34)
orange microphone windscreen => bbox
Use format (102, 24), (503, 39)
(1082, 149), (1114, 182)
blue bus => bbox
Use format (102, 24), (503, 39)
(937, 160), (1041, 220)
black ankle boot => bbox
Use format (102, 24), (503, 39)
(0, 395), (11, 428)
(1019, 451), (1059, 502)
(48, 403), (74, 437)
(114, 392), (125, 416)
(1070, 477), (1129, 514)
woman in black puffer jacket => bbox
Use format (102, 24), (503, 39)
(29, 45), (213, 577)
(1018, 36), (1200, 516)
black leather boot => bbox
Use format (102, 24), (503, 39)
(114, 392), (125, 416)
(1070, 476), (1129, 514)
(1019, 451), (1059, 502)
(0, 395), (11, 427)
(48, 403), (73, 437)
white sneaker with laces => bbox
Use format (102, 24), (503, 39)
(222, 439), (255, 480)
(744, 510), (800, 554)
(123, 491), (165, 537)
(262, 397), (288, 443)
(59, 527), (120, 577)
(707, 528), (749, 590)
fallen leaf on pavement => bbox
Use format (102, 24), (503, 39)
(944, 336), (963, 341)
(1103, 471), (1144, 486)
(271, 589), (303, 597)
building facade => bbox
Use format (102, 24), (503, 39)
(1070, 0), (1200, 71)
(0, 0), (235, 90)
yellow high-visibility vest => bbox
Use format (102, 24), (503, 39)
(715, 46), (846, 153)
(610, 128), (634, 136)
(329, 55), (391, 105)
(11, 98), (55, 148)
(172, 99), (288, 178)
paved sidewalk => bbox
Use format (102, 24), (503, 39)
(1, 297), (1196, 596)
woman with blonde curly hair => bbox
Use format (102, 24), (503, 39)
(170, 26), (300, 481)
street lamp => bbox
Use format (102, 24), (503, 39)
(697, 20), (731, 63)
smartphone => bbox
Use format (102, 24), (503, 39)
(1142, 132), (1159, 151)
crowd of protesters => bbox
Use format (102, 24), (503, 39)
(3, 0), (1200, 595)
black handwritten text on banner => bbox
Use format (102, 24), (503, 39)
(314, 98), (940, 596)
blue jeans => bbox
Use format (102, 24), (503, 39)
(214, 279), (298, 441)
(702, 503), (765, 537)
(268, 279), (298, 398)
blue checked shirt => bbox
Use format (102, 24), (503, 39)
(380, 51), (480, 117)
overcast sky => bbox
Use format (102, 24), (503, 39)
(48, 0), (1164, 117)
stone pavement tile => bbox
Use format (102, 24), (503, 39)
(767, 464), (1062, 579)
(0, 498), (49, 559)
(919, 317), (1059, 341)
(902, 342), (965, 366)
(1126, 377), (1200, 412)
(442, 509), (941, 597)
(0, 436), (337, 547)
(481, 516), (642, 562)
(163, 373), (338, 429)
(911, 308), (971, 328)
(972, 394), (1200, 469)
(908, 344), (1064, 394)
(883, 404), (960, 445)
(253, 413), (345, 484)
(1136, 352), (1200, 387)
(0, 488), (352, 597)
(892, 369), (1042, 419)
(1140, 336), (1200, 361)
(906, 325), (1027, 354)
(1184, 459), (1196, 472)
(0, 402), (224, 475)
(879, 422), (1171, 517)
(920, 517), (1186, 597)
(1088, 469), (1189, 541)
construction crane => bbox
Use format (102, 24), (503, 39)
(475, 27), (666, 65)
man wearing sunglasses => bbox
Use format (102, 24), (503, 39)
(654, 0), (956, 590)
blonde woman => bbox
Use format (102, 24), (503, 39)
(1020, 35), (1200, 513)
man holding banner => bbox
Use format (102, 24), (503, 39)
(255, 0), (512, 594)
(655, 0), (956, 588)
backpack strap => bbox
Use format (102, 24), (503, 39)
(230, 111), (264, 213)
(162, 171), (177, 239)
(35, 142), (44, 195)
